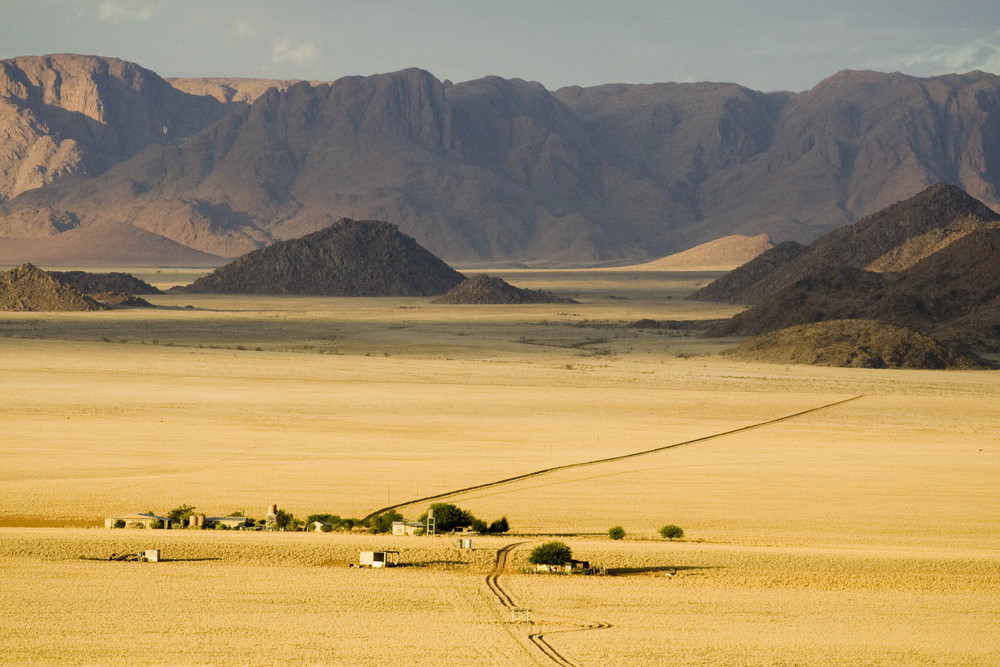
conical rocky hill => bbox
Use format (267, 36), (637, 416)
(433, 274), (576, 304)
(0, 263), (107, 311)
(183, 219), (465, 296)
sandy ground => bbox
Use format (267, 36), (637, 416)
(1, 270), (998, 665)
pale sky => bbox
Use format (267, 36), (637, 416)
(2, 0), (999, 92)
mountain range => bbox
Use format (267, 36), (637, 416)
(2, 54), (1000, 266)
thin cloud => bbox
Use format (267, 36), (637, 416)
(877, 36), (1000, 75)
(96, 0), (153, 23)
(272, 39), (320, 67)
(230, 20), (258, 40)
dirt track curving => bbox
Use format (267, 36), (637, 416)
(486, 541), (612, 667)
(486, 541), (524, 608)
(362, 395), (864, 522)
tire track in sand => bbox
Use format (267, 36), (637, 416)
(362, 395), (863, 521)
(487, 541), (611, 667)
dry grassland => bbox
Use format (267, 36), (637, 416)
(1, 269), (998, 665)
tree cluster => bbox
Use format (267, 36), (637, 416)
(416, 503), (510, 534)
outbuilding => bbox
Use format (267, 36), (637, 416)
(206, 516), (248, 529)
(359, 550), (399, 568)
(391, 521), (425, 536)
(105, 513), (171, 529)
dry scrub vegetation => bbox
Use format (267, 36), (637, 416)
(1, 269), (998, 665)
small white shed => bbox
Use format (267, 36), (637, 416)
(391, 521), (425, 536)
(359, 550), (399, 568)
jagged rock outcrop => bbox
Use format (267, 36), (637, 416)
(0, 263), (107, 311)
(165, 77), (305, 103)
(433, 273), (576, 304)
(0, 54), (238, 202)
(182, 218), (465, 296)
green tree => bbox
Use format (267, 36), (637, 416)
(370, 510), (403, 533)
(608, 525), (625, 540)
(114, 519), (126, 529)
(168, 504), (196, 527)
(488, 517), (509, 534)
(528, 541), (572, 566)
(419, 503), (476, 532)
(151, 519), (165, 530)
(274, 509), (299, 531)
(659, 524), (684, 540)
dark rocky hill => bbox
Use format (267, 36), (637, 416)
(723, 319), (984, 369)
(182, 218), (465, 295)
(688, 240), (805, 303)
(0, 263), (107, 311)
(4, 58), (1000, 266)
(433, 274), (576, 304)
(692, 183), (1000, 304)
(711, 227), (1000, 361)
(49, 270), (160, 295)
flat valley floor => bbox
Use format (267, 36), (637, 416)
(1, 270), (997, 665)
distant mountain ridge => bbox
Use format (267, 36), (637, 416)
(3, 55), (1000, 266)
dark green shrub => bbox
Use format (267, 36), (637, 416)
(470, 518), (488, 534)
(274, 509), (299, 531)
(370, 510), (403, 534)
(608, 525), (625, 540)
(659, 524), (684, 539)
(488, 517), (509, 534)
(114, 519), (126, 529)
(528, 541), (572, 566)
(151, 519), (165, 529)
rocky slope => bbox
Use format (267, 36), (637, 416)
(3, 57), (1000, 266)
(433, 274), (576, 304)
(691, 183), (1000, 303)
(710, 227), (1000, 359)
(723, 320), (984, 369)
(0, 263), (107, 311)
(182, 219), (465, 296)
(49, 270), (160, 295)
(0, 54), (238, 202)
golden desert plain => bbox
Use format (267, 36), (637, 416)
(1, 269), (998, 666)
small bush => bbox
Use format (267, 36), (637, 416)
(528, 541), (572, 566)
(608, 525), (625, 540)
(114, 519), (125, 529)
(659, 524), (684, 540)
